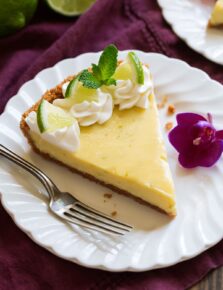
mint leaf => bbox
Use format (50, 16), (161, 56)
(79, 45), (118, 89)
(79, 70), (101, 89)
(92, 64), (102, 80)
(104, 78), (116, 86)
(98, 44), (118, 81)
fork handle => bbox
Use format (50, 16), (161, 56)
(0, 144), (57, 199)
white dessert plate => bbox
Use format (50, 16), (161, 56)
(1, 51), (223, 272)
(157, 0), (223, 65)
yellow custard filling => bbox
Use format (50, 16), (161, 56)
(209, 0), (223, 26)
(29, 93), (176, 216)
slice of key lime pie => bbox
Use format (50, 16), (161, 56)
(21, 45), (176, 216)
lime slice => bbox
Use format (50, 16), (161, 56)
(113, 52), (144, 85)
(65, 76), (98, 103)
(65, 76), (79, 99)
(63, 80), (98, 102)
(0, 0), (38, 37)
(113, 62), (132, 81)
(54, 78), (98, 110)
(37, 99), (75, 133)
(46, 0), (96, 16)
(73, 83), (98, 103)
(127, 52), (144, 85)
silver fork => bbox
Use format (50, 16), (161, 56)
(0, 145), (132, 235)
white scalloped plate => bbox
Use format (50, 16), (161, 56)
(1, 51), (223, 272)
(157, 0), (223, 65)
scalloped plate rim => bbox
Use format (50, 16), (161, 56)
(157, 0), (223, 65)
(1, 191), (222, 272)
(0, 51), (223, 272)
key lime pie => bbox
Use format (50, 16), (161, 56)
(209, 0), (223, 27)
(20, 45), (176, 216)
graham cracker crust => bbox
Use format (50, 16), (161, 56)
(208, 20), (223, 28)
(20, 76), (175, 217)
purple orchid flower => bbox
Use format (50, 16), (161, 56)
(168, 113), (223, 168)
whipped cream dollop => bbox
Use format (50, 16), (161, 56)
(26, 112), (80, 152)
(110, 63), (153, 110)
(56, 82), (113, 127)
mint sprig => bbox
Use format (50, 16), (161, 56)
(98, 45), (118, 81)
(78, 70), (101, 89)
(79, 44), (118, 89)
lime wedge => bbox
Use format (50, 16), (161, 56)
(64, 78), (98, 102)
(113, 62), (132, 81)
(73, 83), (98, 103)
(113, 52), (144, 85)
(127, 52), (144, 85)
(65, 76), (79, 99)
(46, 0), (96, 16)
(37, 99), (75, 133)
(54, 79), (98, 109)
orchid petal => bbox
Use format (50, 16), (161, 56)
(178, 140), (223, 168)
(216, 130), (223, 140)
(169, 112), (223, 168)
(168, 125), (192, 153)
(176, 113), (206, 126)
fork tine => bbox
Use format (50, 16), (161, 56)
(70, 204), (132, 231)
(75, 202), (132, 230)
(65, 209), (129, 234)
(63, 211), (127, 235)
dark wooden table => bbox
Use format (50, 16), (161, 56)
(190, 266), (223, 289)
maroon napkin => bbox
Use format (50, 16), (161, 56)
(0, 1), (223, 289)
